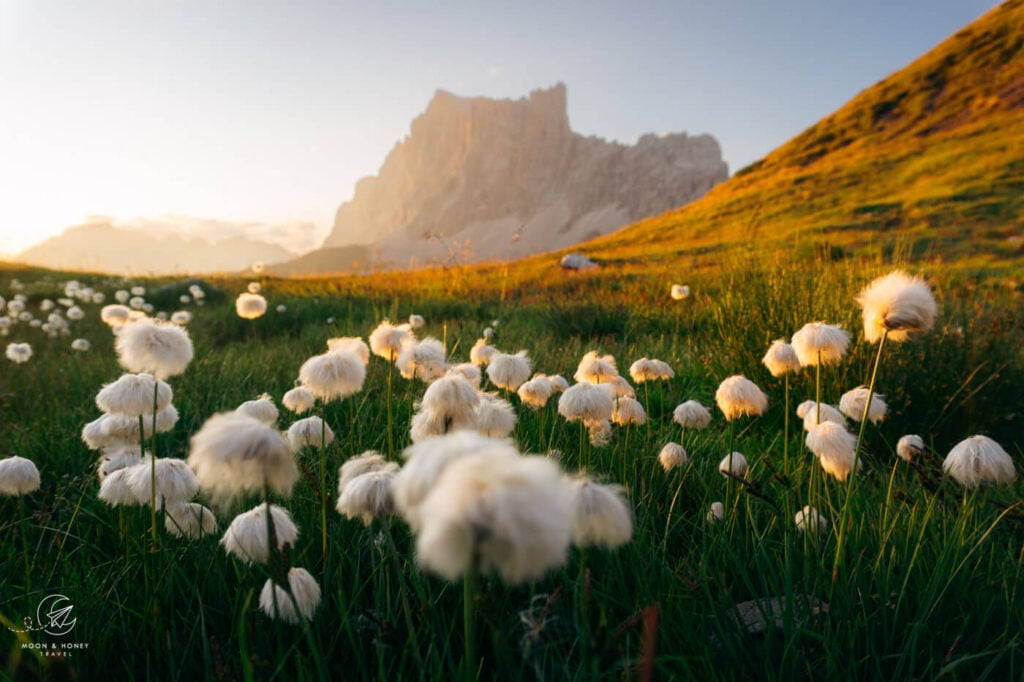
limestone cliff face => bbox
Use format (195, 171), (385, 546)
(322, 83), (728, 267)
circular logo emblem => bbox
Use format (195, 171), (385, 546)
(36, 594), (76, 636)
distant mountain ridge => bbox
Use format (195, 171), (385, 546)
(17, 220), (292, 275)
(279, 83), (727, 273)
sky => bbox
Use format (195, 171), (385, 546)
(0, 0), (1003, 257)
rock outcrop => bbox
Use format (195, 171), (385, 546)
(317, 83), (728, 270)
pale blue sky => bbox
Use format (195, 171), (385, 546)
(0, 0), (1002, 255)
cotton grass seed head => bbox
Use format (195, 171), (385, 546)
(98, 468), (140, 507)
(170, 310), (193, 326)
(369, 321), (411, 361)
(188, 412), (298, 504)
(259, 568), (321, 625)
(96, 373), (173, 417)
(115, 319), (193, 379)
(299, 349), (366, 401)
(670, 284), (690, 300)
(71, 338), (91, 352)
(101, 304), (131, 327)
(658, 443), (688, 472)
(839, 387), (887, 424)
(800, 402), (847, 431)
(421, 375), (480, 425)
(574, 351), (619, 384)
(762, 339), (801, 377)
(942, 435), (1017, 487)
(125, 457), (199, 509)
(5, 342), (31, 364)
(791, 322), (850, 367)
(896, 435), (925, 462)
(336, 468), (398, 525)
(165, 502), (218, 539)
(393, 432), (520, 531)
(856, 270), (937, 343)
(338, 451), (392, 493)
(327, 336), (370, 365)
(588, 419), (613, 447)
(282, 386), (316, 414)
(470, 338), (497, 367)
(806, 422), (860, 481)
(236, 394), (279, 426)
(286, 416), (335, 452)
(409, 314), (425, 329)
(795, 506), (828, 536)
(612, 397), (647, 426)
(672, 400), (711, 429)
(413, 453), (572, 584)
(222, 503), (299, 565)
(558, 382), (614, 424)
(602, 375), (636, 400)
(0, 456), (40, 496)
(397, 338), (448, 382)
(715, 375), (768, 421)
(486, 351), (532, 391)
(447, 362), (482, 388)
(566, 476), (633, 549)
(707, 502), (725, 524)
(517, 376), (554, 409)
(474, 393), (518, 438)
(97, 448), (143, 482)
(235, 293), (267, 320)
(718, 452), (749, 478)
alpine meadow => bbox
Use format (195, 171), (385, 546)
(2, 2), (1024, 681)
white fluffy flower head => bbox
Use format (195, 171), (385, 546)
(856, 270), (937, 343)
(115, 319), (193, 379)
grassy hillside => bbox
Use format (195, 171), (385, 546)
(578, 0), (1024, 272)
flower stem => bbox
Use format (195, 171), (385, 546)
(783, 373), (790, 473)
(833, 329), (888, 582)
(815, 351), (821, 426)
(386, 362), (394, 456)
(150, 380), (159, 552)
(320, 402), (328, 574)
(463, 558), (479, 682)
(18, 496), (30, 593)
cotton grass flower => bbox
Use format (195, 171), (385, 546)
(187, 412), (298, 504)
(791, 322), (850, 367)
(369, 321), (411, 361)
(124, 457), (198, 509)
(5, 342), (31, 364)
(672, 400), (711, 429)
(670, 284), (690, 300)
(658, 443), (688, 472)
(558, 383), (614, 424)
(470, 339), (496, 366)
(474, 393), (517, 438)
(164, 502), (218, 539)
(800, 402), (846, 431)
(588, 420), (613, 447)
(222, 503), (299, 564)
(896, 435), (925, 462)
(718, 452), (749, 478)
(66, 305), (84, 321)
(170, 311), (192, 325)
(247, 282), (261, 294)
(762, 339), (800, 377)
(942, 435), (1017, 487)
(299, 349), (366, 401)
(806, 422), (860, 481)
(336, 468), (398, 525)
(795, 506), (828, 536)
(236, 293), (267, 320)
(565, 476), (633, 549)
(707, 502), (725, 524)
(282, 386), (316, 414)
(71, 338), (91, 352)
(486, 351), (532, 391)
(412, 453), (572, 584)
(396, 338), (448, 382)
(856, 270), (937, 343)
(629, 358), (674, 383)
(259, 568), (321, 625)
(715, 375), (768, 421)
(236, 394), (279, 425)
(338, 451), (391, 493)
(447, 362), (482, 388)
(602, 375), (636, 399)
(392, 432), (520, 531)
(97, 448), (143, 482)
(574, 351), (618, 384)
(839, 387), (887, 424)
(286, 416), (335, 452)
(517, 375), (554, 409)
(96, 373), (172, 416)
(98, 468), (140, 507)
(611, 397), (646, 426)
(115, 319), (193, 379)
(327, 336), (370, 365)
(420, 375), (480, 427)
(0, 456), (40, 496)
(409, 314), (425, 329)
